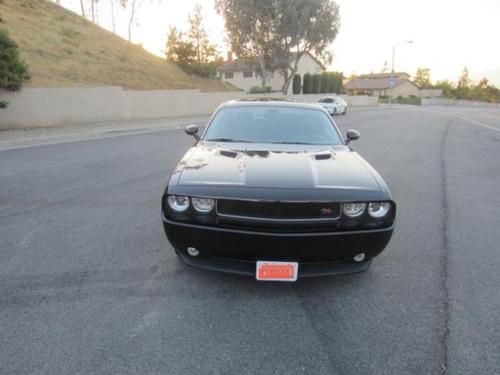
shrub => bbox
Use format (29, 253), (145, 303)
(311, 74), (321, 94)
(0, 29), (30, 92)
(389, 95), (421, 105)
(326, 72), (343, 94)
(177, 61), (218, 78)
(302, 73), (312, 94)
(292, 74), (301, 94)
(320, 73), (329, 94)
(378, 95), (390, 103)
(337, 72), (344, 93)
(249, 86), (271, 94)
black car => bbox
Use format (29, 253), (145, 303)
(162, 99), (396, 281)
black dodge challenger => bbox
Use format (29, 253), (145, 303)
(162, 99), (396, 281)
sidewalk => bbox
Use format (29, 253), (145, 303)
(0, 115), (210, 151)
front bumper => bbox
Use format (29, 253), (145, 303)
(162, 216), (394, 278)
(178, 252), (371, 277)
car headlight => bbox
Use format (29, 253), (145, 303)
(343, 202), (367, 217)
(167, 195), (190, 212)
(192, 197), (215, 213)
(368, 202), (390, 218)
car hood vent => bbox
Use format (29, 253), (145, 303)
(313, 150), (335, 160)
(219, 150), (239, 158)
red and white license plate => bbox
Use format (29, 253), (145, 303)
(256, 261), (298, 282)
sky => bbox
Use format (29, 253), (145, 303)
(59, 0), (500, 85)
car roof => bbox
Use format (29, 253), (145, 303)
(319, 96), (345, 100)
(220, 98), (324, 111)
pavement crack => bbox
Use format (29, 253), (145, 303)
(439, 121), (452, 375)
(293, 282), (342, 375)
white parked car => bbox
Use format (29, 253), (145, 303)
(318, 97), (348, 115)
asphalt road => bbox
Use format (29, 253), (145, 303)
(1, 105), (499, 375)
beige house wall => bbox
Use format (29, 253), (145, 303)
(391, 81), (419, 97)
(220, 53), (324, 94)
(222, 71), (285, 93)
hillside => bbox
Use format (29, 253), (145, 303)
(0, 0), (234, 91)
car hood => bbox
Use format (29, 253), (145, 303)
(318, 102), (335, 108)
(174, 143), (380, 192)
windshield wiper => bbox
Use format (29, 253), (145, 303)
(205, 138), (253, 143)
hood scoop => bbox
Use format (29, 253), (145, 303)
(313, 150), (336, 161)
(219, 149), (239, 158)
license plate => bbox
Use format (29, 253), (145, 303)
(256, 261), (298, 282)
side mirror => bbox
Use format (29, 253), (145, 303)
(345, 129), (360, 144)
(185, 124), (200, 141)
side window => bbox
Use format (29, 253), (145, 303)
(224, 72), (234, 79)
(243, 71), (253, 78)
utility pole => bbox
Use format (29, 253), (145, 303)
(389, 40), (413, 103)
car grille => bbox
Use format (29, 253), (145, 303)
(216, 199), (341, 221)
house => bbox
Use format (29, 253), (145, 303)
(344, 72), (419, 97)
(217, 52), (325, 94)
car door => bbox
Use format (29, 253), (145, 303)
(334, 98), (343, 113)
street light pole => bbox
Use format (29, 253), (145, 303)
(389, 40), (413, 104)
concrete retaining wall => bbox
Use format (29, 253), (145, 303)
(417, 89), (442, 98)
(421, 98), (500, 108)
(0, 87), (378, 129)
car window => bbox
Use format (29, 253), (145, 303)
(318, 98), (334, 103)
(204, 106), (343, 145)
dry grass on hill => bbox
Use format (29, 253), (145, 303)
(0, 0), (235, 91)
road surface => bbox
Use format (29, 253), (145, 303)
(1, 105), (499, 374)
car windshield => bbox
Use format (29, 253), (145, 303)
(203, 106), (343, 145)
(318, 98), (334, 103)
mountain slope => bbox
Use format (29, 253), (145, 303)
(0, 0), (234, 91)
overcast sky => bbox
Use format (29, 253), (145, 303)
(60, 0), (500, 85)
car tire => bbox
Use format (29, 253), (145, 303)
(343, 108), (347, 115)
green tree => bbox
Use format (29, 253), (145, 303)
(0, 29), (30, 108)
(456, 66), (471, 99)
(320, 72), (329, 94)
(337, 72), (344, 93)
(327, 72), (335, 93)
(273, 0), (339, 94)
(165, 27), (196, 63)
(188, 4), (218, 63)
(414, 67), (431, 88)
(216, 0), (340, 94)
(165, 6), (220, 78)
(458, 66), (471, 88)
(302, 73), (312, 94)
(215, 0), (278, 89)
(468, 78), (500, 103)
(311, 74), (321, 94)
(292, 74), (301, 94)
(434, 80), (454, 98)
(326, 72), (343, 94)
